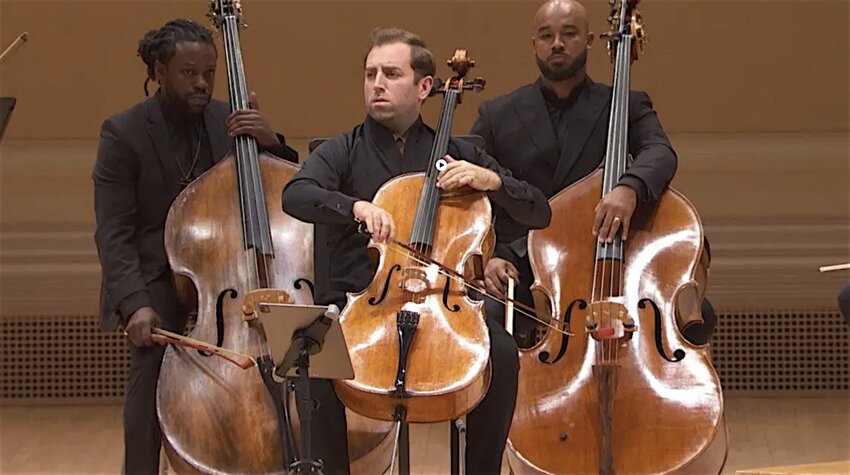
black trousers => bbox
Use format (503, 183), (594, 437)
(122, 274), (187, 475)
(307, 315), (520, 475)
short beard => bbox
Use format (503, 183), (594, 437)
(536, 49), (587, 82)
(159, 79), (205, 116)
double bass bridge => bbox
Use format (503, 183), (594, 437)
(585, 298), (637, 341)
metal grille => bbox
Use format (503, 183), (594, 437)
(712, 309), (850, 394)
(1, 311), (848, 403)
(1, 315), (128, 403)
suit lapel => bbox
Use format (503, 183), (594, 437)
(511, 83), (559, 164)
(553, 80), (610, 186)
(145, 97), (181, 188)
(204, 102), (230, 163)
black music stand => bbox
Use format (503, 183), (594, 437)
(0, 97), (15, 144)
(256, 302), (354, 475)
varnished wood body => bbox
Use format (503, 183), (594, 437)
(507, 169), (725, 474)
(332, 174), (492, 423)
(672, 415), (729, 475)
(157, 153), (315, 474)
(675, 239), (711, 336)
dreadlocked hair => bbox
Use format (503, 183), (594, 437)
(136, 19), (216, 97)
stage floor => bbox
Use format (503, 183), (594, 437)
(0, 396), (847, 474)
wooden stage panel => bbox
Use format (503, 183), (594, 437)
(1, 133), (848, 317)
(1, 398), (848, 474)
(737, 460), (850, 475)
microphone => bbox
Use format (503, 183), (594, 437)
(324, 304), (340, 319)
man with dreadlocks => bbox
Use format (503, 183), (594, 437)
(92, 18), (298, 474)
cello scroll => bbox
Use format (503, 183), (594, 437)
(430, 49), (486, 100)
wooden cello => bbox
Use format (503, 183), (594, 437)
(331, 50), (491, 427)
(506, 1), (726, 474)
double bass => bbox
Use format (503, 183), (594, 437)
(331, 51), (491, 428)
(155, 0), (313, 471)
(155, 1), (393, 472)
(506, 1), (727, 474)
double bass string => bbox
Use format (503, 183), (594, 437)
(596, 12), (633, 365)
(219, 8), (271, 362)
(594, 15), (629, 365)
(613, 17), (633, 364)
(220, 13), (256, 290)
(231, 11), (273, 290)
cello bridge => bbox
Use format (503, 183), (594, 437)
(400, 267), (430, 294)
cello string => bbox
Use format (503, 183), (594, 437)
(380, 239), (573, 336)
(408, 86), (454, 306)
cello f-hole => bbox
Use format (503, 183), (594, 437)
(368, 264), (401, 306)
(441, 275), (460, 312)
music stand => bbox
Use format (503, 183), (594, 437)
(255, 302), (354, 475)
(0, 97), (15, 144)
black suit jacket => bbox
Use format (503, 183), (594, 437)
(92, 96), (298, 331)
(470, 77), (677, 267)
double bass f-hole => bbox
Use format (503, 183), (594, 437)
(538, 299), (586, 365)
(197, 288), (236, 356)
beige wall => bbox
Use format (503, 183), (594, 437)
(1, 0), (848, 140)
(1, 1), (848, 317)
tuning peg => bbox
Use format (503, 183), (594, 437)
(465, 77), (486, 92)
(429, 77), (446, 96)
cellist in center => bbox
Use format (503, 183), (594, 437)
(282, 27), (551, 474)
